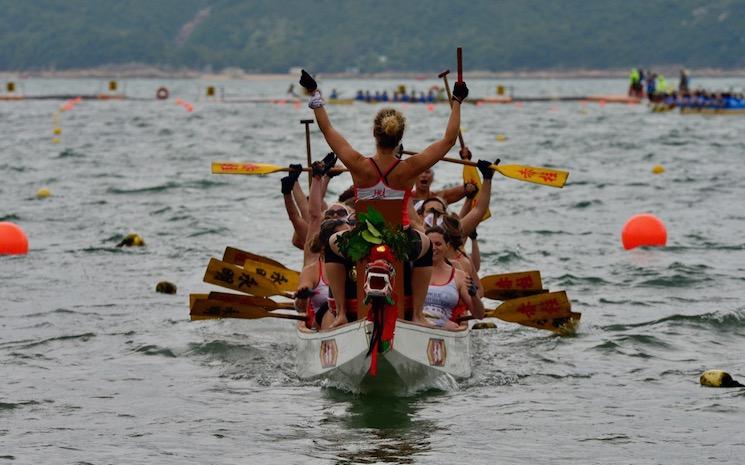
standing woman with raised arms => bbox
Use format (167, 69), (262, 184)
(298, 69), (476, 327)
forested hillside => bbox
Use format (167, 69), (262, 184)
(1, 0), (744, 72)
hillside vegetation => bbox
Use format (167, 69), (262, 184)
(1, 0), (744, 72)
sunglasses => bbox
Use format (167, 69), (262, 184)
(324, 208), (348, 219)
(424, 207), (445, 216)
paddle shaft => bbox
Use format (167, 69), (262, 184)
(212, 162), (347, 175)
(301, 119), (313, 189)
(191, 297), (305, 321)
(457, 47), (463, 83)
(402, 150), (478, 168)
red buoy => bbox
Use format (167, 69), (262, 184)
(621, 214), (667, 250)
(0, 222), (29, 255)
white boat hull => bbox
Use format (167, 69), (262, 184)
(296, 319), (471, 394)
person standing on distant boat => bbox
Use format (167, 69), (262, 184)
(679, 69), (690, 94)
(297, 69), (472, 328)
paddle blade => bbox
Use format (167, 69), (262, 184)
(208, 291), (295, 310)
(190, 297), (304, 321)
(212, 162), (285, 175)
(242, 259), (299, 293)
(486, 291), (580, 335)
(203, 258), (288, 298)
(481, 270), (544, 300)
(223, 246), (289, 270)
(494, 164), (569, 188)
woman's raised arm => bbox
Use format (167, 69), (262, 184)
(299, 70), (366, 172)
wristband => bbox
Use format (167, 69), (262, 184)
(308, 90), (325, 109)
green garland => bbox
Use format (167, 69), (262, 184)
(335, 207), (410, 262)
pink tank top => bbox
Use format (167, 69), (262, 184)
(354, 159), (411, 226)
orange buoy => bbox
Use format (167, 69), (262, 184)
(0, 222), (29, 255)
(621, 213), (667, 250)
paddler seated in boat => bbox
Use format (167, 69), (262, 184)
(298, 68), (468, 327)
(414, 155), (496, 240)
(411, 165), (479, 210)
(295, 217), (354, 329)
(355, 90), (365, 101)
(413, 160), (498, 298)
(423, 225), (485, 329)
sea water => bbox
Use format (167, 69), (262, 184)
(2, 77), (745, 464)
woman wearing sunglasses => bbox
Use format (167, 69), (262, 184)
(299, 69), (484, 328)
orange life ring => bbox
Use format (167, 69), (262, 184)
(156, 87), (169, 100)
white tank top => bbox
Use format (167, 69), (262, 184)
(309, 260), (329, 312)
(423, 267), (459, 327)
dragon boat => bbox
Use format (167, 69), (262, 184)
(293, 197), (473, 393)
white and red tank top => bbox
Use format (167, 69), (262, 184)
(354, 158), (412, 225)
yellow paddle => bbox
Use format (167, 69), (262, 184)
(207, 291), (295, 310)
(480, 270), (546, 300)
(402, 150), (568, 188)
(462, 291), (580, 334)
(190, 296), (305, 321)
(203, 258), (293, 298)
(212, 162), (347, 176)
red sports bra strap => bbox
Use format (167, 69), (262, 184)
(448, 265), (456, 283)
(368, 158), (385, 178)
(382, 159), (401, 183)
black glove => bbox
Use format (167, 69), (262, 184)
(280, 176), (294, 195)
(295, 287), (314, 299)
(452, 81), (469, 103)
(321, 152), (342, 178)
(299, 69), (317, 91)
(311, 160), (325, 178)
(459, 146), (472, 160)
(288, 163), (303, 183)
(477, 159), (499, 180)
(464, 182), (479, 199)
(468, 229), (478, 240)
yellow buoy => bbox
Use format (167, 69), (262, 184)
(53, 127), (62, 135)
(155, 281), (177, 294)
(495, 134), (507, 142)
(116, 233), (145, 247)
(36, 187), (51, 199)
(472, 322), (497, 330)
(700, 370), (743, 388)
(652, 164), (665, 174)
